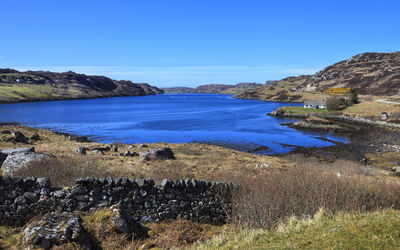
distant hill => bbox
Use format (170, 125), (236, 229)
(162, 82), (263, 94)
(161, 87), (195, 93)
(0, 69), (163, 103)
(236, 52), (400, 102)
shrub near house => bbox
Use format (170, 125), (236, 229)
(324, 87), (358, 104)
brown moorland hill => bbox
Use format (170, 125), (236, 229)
(0, 69), (163, 103)
(162, 82), (263, 94)
(236, 52), (400, 102)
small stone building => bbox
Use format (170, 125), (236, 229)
(304, 100), (326, 109)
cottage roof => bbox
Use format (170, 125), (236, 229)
(304, 100), (326, 105)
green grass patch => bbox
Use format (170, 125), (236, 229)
(199, 209), (400, 249)
(0, 84), (56, 101)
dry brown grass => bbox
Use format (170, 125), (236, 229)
(230, 164), (400, 229)
(3, 125), (400, 248)
(80, 209), (218, 250)
(343, 101), (400, 118)
(81, 209), (146, 250)
(13, 156), (114, 187)
(0, 125), (290, 186)
(150, 220), (216, 249)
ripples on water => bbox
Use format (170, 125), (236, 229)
(0, 94), (349, 154)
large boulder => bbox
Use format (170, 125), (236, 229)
(139, 147), (176, 161)
(0, 147), (52, 176)
(12, 131), (28, 143)
(23, 212), (91, 250)
(110, 206), (148, 239)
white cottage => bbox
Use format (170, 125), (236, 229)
(304, 100), (326, 109)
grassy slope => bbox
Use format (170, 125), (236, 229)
(234, 77), (331, 103)
(199, 209), (400, 249)
(343, 101), (400, 118)
(276, 101), (400, 119)
(0, 83), (86, 103)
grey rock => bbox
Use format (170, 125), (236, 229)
(138, 144), (148, 148)
(37, 177), (51, 188)
(30, 133), (41, 141)
(52, 190), (66, 198)
(24, 192), (39, 203)
(76, 146), (88, 155)
(392, 166), (400, 176)
(139, 147), (175, 161)
(120, 151), (139, 157)
(14, 195), (27, 205)
(1, 148), (52, 176)
(6, 190), (17, 199)
(12, 131), (28, 143)
(23, 212), (91, 250)
(256, 163), (270, 168)
(40, 187), (51, 196)
(92, 149), (105, 155)
(161, 179), (171, 188)
(140, 215), (152, 223)
(110, 206), (148, 238)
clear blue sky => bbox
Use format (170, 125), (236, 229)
(1, 0), (399, 87)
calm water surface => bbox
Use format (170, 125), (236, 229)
(0, 94), (348, 154)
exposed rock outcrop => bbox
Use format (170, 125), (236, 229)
(77, 146), (88, 155)
(12, 131), (28, 143)
(139, 147), (176, 161)
(269, 108), (400, 130)
(24, 212), (91, 250)
(0, 147), (52, 176)
(111, 206), (148, 238)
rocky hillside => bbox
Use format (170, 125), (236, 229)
(236, 52), (400, 102)
(162, 82), (263, 94)
(0, 69), (163, 103)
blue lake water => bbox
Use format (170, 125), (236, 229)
(0, 94), (348, 154)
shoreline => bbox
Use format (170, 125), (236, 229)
(0, 92), (161, 105)
(1, 94), (398, 164)
(269, 109), (400, 130)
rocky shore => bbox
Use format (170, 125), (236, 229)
(269, 108), (400, 130)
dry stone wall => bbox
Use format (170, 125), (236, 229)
(0, 176), (232, 226)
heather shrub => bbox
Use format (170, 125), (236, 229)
(231, 166), (400, 228)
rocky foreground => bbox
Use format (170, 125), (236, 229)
(1, 125), (400, 248)
(0, 69), (163, 103)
